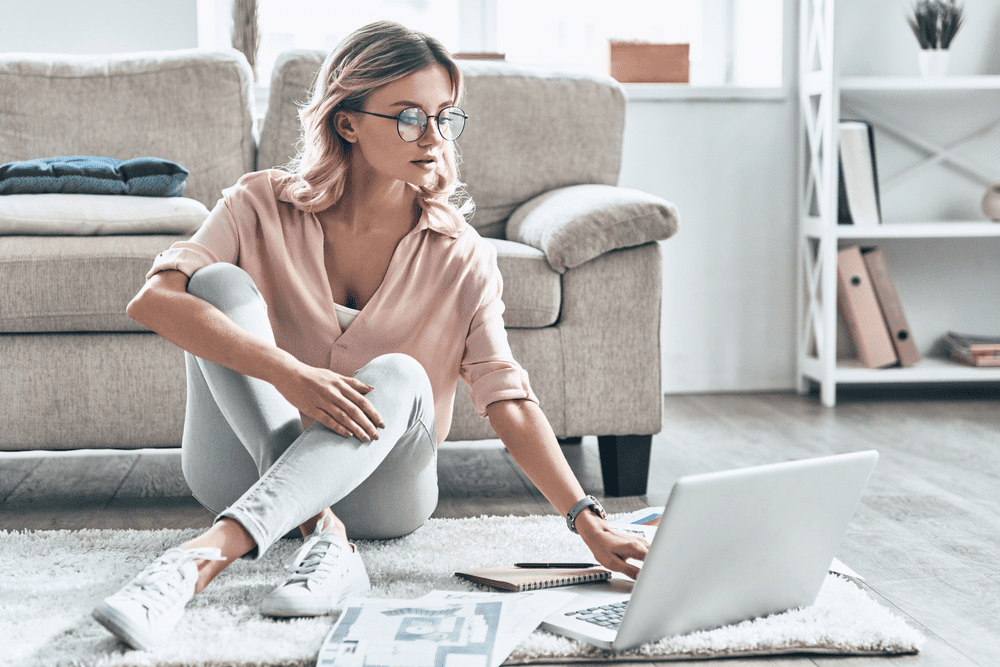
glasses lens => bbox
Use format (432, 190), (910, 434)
(437, 107), (466, 141)
(397, 108), (427, 142)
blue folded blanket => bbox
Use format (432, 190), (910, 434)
(0, 156), (188, 197)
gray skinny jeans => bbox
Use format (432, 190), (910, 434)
(181, 262), (438, 559)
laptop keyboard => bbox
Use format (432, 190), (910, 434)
(565, 600), (629, 629)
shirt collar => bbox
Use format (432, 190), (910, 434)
(414, 203), (465, 239)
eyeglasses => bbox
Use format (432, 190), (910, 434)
(352, 106), (468, 142)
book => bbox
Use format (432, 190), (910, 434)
(947, 345), (1000, 367)
(862, 248), (921, 367)
(838, 121), (882, 226)
(454, 565), (612, 592)
(944, 332), (1000, 355)
(942, 332), (1000, 367)
(837, 246), (898, 368)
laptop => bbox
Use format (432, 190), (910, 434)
(541, 450), (879, 650)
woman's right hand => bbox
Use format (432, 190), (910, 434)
(275, 363), (386, 442)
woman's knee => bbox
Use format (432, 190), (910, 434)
(354, 353), (435, 437)
(187, 263), (262, 310)
(356, 354), (432, 398)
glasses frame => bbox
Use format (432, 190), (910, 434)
(351, 106), (468, 142)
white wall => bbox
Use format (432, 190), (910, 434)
(620, 0), (800, 393)
(620, 98), (799, 392)
(0, 0), (197, 53)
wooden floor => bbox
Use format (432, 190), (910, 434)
(2, 388), (998, 666)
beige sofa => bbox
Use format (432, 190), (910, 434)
(0, 49), (677, 496)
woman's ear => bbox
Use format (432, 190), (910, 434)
(331, 110), (358, 143)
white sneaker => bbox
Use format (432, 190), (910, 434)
(92, 547), (225, 651)
(261, 517), (371, 617)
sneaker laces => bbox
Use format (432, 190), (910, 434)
(122, 547), (225, 615)
(285, 517), (349, 588)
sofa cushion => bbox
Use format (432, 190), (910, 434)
(487, 238), (561, 328)
(257, 50), (323, 174)
(0, 50), (256, 210)
(0, 235), (559, 333)
(0, 156), (188, 197)
(0, 235), (186, 333)
(0, 194), (209, 235)
(507, 184), (680, 273)
(458, 61), (626, 239)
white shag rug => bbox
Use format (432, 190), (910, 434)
(1, 515), (922, 667)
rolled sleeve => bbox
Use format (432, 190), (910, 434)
(146, 197), (239, 280)
(461, 245), (539, 418)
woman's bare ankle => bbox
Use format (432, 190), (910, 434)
(181, 518), (256, 594)
(300, 509), (349, 545)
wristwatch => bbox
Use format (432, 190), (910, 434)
(566, 495), (607, 533)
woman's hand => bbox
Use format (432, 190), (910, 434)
(573, 510), (649, 580)
(275, 362), (385, 442)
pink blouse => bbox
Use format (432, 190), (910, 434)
(147, 170), (538, 445)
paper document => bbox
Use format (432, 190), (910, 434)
(608, 506), (664, 540)
(420, 589), (576, 665)
(316, 589), (575, 667)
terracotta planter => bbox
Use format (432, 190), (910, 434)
(608, 42), (689, 84)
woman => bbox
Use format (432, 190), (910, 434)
(92, 20), (649, 651)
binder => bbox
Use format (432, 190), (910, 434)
(454, 565), (611, 592)
(837, 246), (897, 368)
(862, 248), (921, 367)
(838, 121), (882, 226)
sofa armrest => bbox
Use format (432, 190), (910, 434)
(505, 184), (679, 274)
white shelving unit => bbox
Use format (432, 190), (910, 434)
(796, 0), (1000, 406)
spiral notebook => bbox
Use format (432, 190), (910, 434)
(455, 565), (611, 592)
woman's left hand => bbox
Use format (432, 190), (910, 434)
(573, 510), (649, 580)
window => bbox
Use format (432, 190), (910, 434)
(201, 0), (783, 89)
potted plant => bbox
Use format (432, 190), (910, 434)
(907, 0), (965, 76)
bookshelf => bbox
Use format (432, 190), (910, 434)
(796, 0), (1000, 406)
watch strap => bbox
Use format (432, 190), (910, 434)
(566, 495), (606, 533)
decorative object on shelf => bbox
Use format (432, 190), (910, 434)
(981, 182), (1000, 222)
(608, 41), (689, 83)
(907, 0), (964, 77)
(917, 49), (951, 77)
(231, 0), (260, 82)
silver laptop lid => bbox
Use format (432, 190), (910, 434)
(614, 450), (878, 649)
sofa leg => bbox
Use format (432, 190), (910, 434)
(597, 435), (652, 497)
(557, 437), (583, 445)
